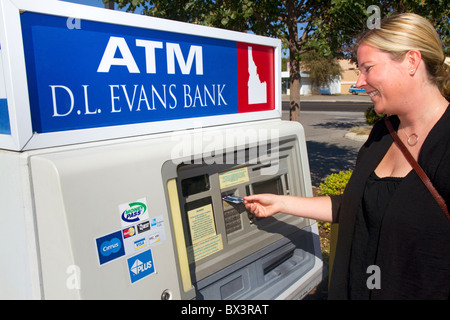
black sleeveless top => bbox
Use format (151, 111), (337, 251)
(348, 171), (403, 299)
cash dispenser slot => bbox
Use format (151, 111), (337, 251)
(263, 247), (295, 278)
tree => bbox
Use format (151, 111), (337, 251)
(321, 0), (449, 58)
(301, 50), (342, 94)
(104, 0), (449, 120)
(104, 0), (338, 121)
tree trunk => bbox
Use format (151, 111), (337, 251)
(289, 49), (301, 122)
(104, 1), (114, 9)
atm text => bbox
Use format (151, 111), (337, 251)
(49, 36), (228, 118)
(97, 36), (203, 75)
(50, 83), (228, 117)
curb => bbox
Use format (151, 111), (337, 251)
(345, 132), (369, 142)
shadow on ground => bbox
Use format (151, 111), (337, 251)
(306, 140), (359, 187)
(313, 120), (365, 130)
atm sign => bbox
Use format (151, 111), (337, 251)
(20, 12), (275, 134)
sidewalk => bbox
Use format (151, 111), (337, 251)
(282, 94), (372, 103)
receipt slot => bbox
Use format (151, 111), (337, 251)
(0, 0), (322, 299)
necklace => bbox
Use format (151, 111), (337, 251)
(402, 130), (419, 147)
(399, 103), (447, 147)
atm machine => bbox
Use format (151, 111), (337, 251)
(0, 0), (322, 300)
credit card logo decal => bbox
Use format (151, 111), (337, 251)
(119, 198), (149, 227)
(127, 249), (156, 284)
(95, 231), (125, 265)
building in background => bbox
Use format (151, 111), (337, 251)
(282, 59), (362, 96)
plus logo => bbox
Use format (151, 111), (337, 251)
(127, 249), (156, 284)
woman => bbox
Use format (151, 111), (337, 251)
(244, 13), (450, 299)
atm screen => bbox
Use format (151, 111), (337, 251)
(182, 174), (210, 197)
(252, 177), (283, 195)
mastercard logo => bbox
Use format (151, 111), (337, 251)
(123, 227), (136, 238)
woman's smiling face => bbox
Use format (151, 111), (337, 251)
(356, 43), (410, 115)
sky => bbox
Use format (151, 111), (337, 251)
(60, 0), (108, 8)
(59, 0), (145, 13)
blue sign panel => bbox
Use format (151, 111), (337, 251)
(0, 99), (10, 135)
(20, 12), (239, 133)
(96, 230), (125, 265)
(127, 249), (156, 284)
(0, 44), (10, 135)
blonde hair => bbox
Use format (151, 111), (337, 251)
(355, 13), (450, 99)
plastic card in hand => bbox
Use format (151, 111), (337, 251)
(222, 195), (244, 204)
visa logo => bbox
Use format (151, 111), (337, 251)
(134, 238), (146, 250)
(97, 36), (203, 75)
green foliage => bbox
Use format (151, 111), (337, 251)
(364, 107), (386, 126)
(301, 50), (343, 93)
(105, 0), (449, 123)
(317, 169), (352, 233)
(318, 221), (331, 234)
(319, 0), (450, 58)
(105, 0), (449, 57)
(318, 169), (353, 197)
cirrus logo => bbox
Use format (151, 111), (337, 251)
(100, 237), (122, 257)
(96, 230), (125, 265)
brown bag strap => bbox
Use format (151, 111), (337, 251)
(384, 117), (450, 221)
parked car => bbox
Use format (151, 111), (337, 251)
(349, 85), (366, 95)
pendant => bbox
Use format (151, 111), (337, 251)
(407, 133), (419, 146)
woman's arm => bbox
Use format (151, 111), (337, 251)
(244, 194), (333, 222)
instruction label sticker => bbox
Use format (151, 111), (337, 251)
(118, 198), (149, 228)
(188, 234), (223, 262)
(219, 168), (249, 189)
(187, 204), (223, 262)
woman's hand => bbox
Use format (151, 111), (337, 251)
(244, 194), (334, 222)
(244, 194), (283, 218)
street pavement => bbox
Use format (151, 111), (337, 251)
(281, 94), (371, 187)
(282, 94), (372, 103)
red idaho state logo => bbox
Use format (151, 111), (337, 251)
(236, 43), (275, 113)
